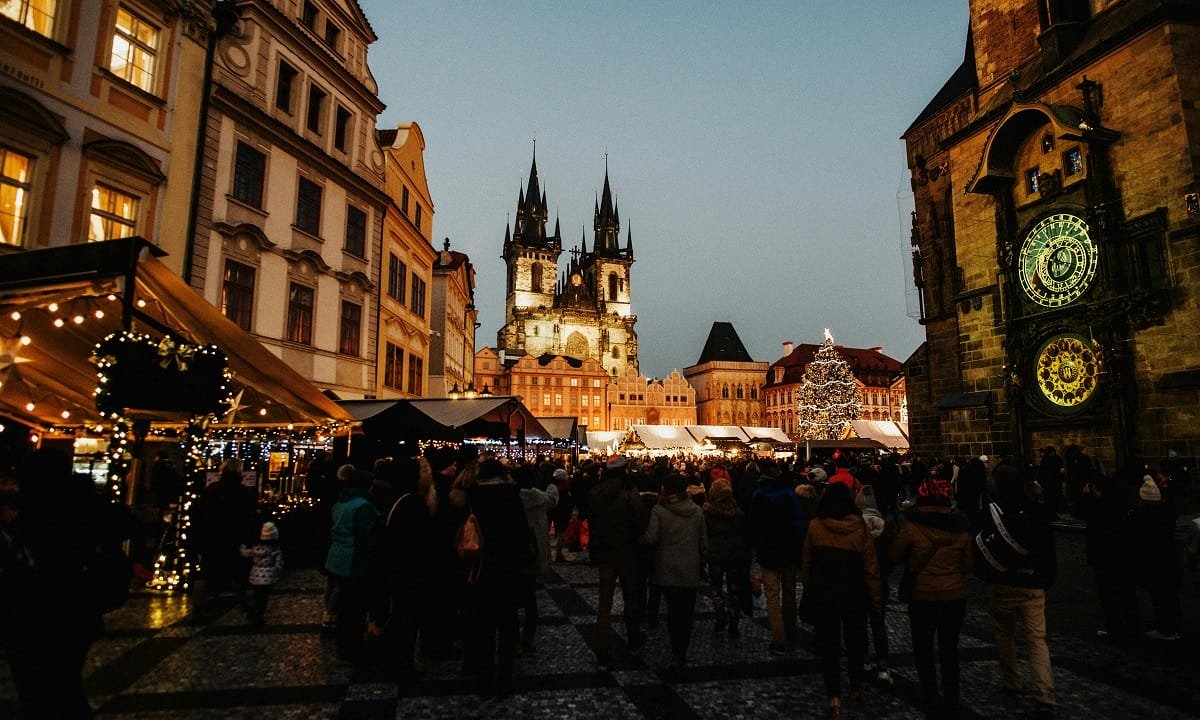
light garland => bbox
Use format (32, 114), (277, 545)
(794, 334), (862, 440)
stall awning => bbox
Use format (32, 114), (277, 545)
(850, 420), (910, 449)
(585, 431), (622, 453)
(0, 238), (351, 429)
(537, 416), (580, 443)
(626, 424), (700, 450)
(339, 396), (548, 441)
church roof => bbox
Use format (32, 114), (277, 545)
(696, 322), (755, 364)
(903, 27), (975, 138)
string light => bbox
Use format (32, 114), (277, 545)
(47, 303), (58, 312)
(19, 335), (30, 346)
(53, 318), (65, 328)
(9, 311), (19, 321)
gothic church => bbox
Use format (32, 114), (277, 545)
(497, 153), (639, 377)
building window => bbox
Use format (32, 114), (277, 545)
(324, 20), (340, 49)
(88, 184), (138, 242)
(384, 342), (403, 389)
(232, 142), (266, 207)
(338, 300), (361, 356)
(593, 379), (601, 387)
(221, 260), (255, 331)
(301, 1), (317, 29)
(543, 393), (551, 406)
(306, 85), (327, 134)
(110, 7), (159, 93)
(570, 378), (579, 387)
(1025, 167), (1040, 195)
(410, 274), (426, 317)
(581, 394), (589, 407)
(414, 203), (422, 233)
(275, 61), (298, 113)
(408, 354), (423, 395)
(344, 205), (366, 256)
(334, 106), (352, 152)
(0, 146), (33, 247)
(1064, 148), (1083, 176)
(608, 273), (618, 301)
(555, 393), (562, 406)
(387, 254), (406, 302)
(286, 283), (314, 345)
(401, 186), (409, 216)
(2, 0), (56, 37)
(295, 177), (322, 235)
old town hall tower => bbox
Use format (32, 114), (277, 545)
(498, 152), (638, 377)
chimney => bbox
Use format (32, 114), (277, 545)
(782, 340), (794, 357)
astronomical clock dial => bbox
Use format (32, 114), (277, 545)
(1034, 335), (1102, 409)
(1018, 213), (1098, 308)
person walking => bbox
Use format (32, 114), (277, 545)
(641, 473), (708, 669)
(1072, 470), (1138, 645)
(802, 482), (881, 719)
(892, 477), (973, 719)
(703, 476), (746, 636)
(324, 468), (381, 664)
(857, 484), (896, 686)
(588, 455), (646, 670)
(974, 464), (1057, 719)
(1131, 474), (1181, 641)
(750, 460), (806, 654)
(240, 521), (284, 627)
(518, 463), (560, 652)
(378, 457), (433, 682)
(192, 458), (257, 623)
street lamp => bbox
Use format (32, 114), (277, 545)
(448, 383), (461, 400)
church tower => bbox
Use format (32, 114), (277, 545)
(581, 166), (635, 318)
(502, 149), (562, 325)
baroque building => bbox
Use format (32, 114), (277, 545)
(496, 152), (638, 378)
(764, 340), (904, 440)
(608, 368), (697, 431)
(0, 0), (216, 265)
(475, 347), (610, 429)
(902, 0), (1200, 466)
(683, 322), (767, 426)
(377, 122), (436, 398)
(194, 0), (388, 400)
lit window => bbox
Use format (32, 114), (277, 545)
(0, 146), (33, 247)
(2, 0), (56, 37)
(221, 260), (255, 331)
(232, 142), (266, 208)
(88, 184), (138, 242)
(1025, 167), (1040, 195)
(1064, 148), (1083, 176)
(555, 393), (562, 406)
(338, 300), (361, 356)
(286, 283), (314, 345)
(110, 7), (159, 93)
(543, 393), (550, 406)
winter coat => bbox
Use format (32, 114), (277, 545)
(520, 484), (560, 582)
(749, 480), (807, 569)
(382, 491), (433, 590)
(641, 497), (708, 587)
(468, 478), (531, 587)
(240, 542), (283, 586)
(891, 506), (973, 602)
(703, 508), (746, 567)
(802, 514), (882, 615)
(325, 487), (380, 578)
(972, 496), (1056, 589)
(588, 470), (640, 566)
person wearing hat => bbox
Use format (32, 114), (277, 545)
(588, 454), (647, 670)
(974, 463), (1056, 719)
(892, 477), (972, 718)
(1131, 473), (1181, 641)
(240, 521), (284, 627)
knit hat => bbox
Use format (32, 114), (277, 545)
(917, 478), (954, 505)
(552, 468), (568, 481)
(606, 454), (628, 470)
(260, 521), (279, 541)
(978, 455), (989, 463)
(1140, 476), (1162, 502)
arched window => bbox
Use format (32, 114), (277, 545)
(736, 385), (744, 399)
(611, 346), (619, 359)
(721, 385), (729, 399)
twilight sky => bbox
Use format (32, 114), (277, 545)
(360, 1), (970, 378)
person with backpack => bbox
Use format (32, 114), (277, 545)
(750, 460), (806, 655)
(974, 462), (1056, 720)
(892, 476), (973, 719)
(802, 482), (881, 719)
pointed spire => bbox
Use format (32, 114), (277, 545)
(525, 150), (541, 212)
(626, 224), (633, 255)
(553, 216), (561, 239)
(599, 169), (614, 219)
(504, 221), (511, 244)
(580, 227), (587, 255)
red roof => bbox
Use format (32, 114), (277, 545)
(764, 344), (902, 389)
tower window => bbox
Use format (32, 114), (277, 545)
(1025, 167), (1040, 195)
(608, 273), (618, 301)
(1064, 148), (1083, 176)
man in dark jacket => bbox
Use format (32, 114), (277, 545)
(974, 464), (1057, 719)
(749, 459), (806, 654)
(588, 455), (646, 670)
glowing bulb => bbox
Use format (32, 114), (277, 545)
(259, 408), (268, 416)
(136, 299), (146, 308)
(107, 294), (117, 301)
(53, 318), (65, 328)
(94, 309), (105, 319)
(19, 335), (30, 346)
(47, 303), (58, 312)
(0, 424), (5, 432)
(9, 311), (19, 321)
(61, 410), (71, 419)
(72, 315), (85, 325)
(29, 433), (39, 444)
(25, 402), (35, 411)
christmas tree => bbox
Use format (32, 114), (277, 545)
(794, 329), (861, 440)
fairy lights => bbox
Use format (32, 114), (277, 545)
(794, 331), (863, 440)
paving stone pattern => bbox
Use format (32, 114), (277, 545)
(1, 535), (1198, 719)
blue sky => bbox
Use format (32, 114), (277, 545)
(360, 1), (970, 377)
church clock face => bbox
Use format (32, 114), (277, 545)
(1018, 213), (1098, 308)
(1033, 334), (1102, 409)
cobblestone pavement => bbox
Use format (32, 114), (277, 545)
(2, 530), (1198, 719)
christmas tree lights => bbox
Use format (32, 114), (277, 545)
(794, 329), (862, 440)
